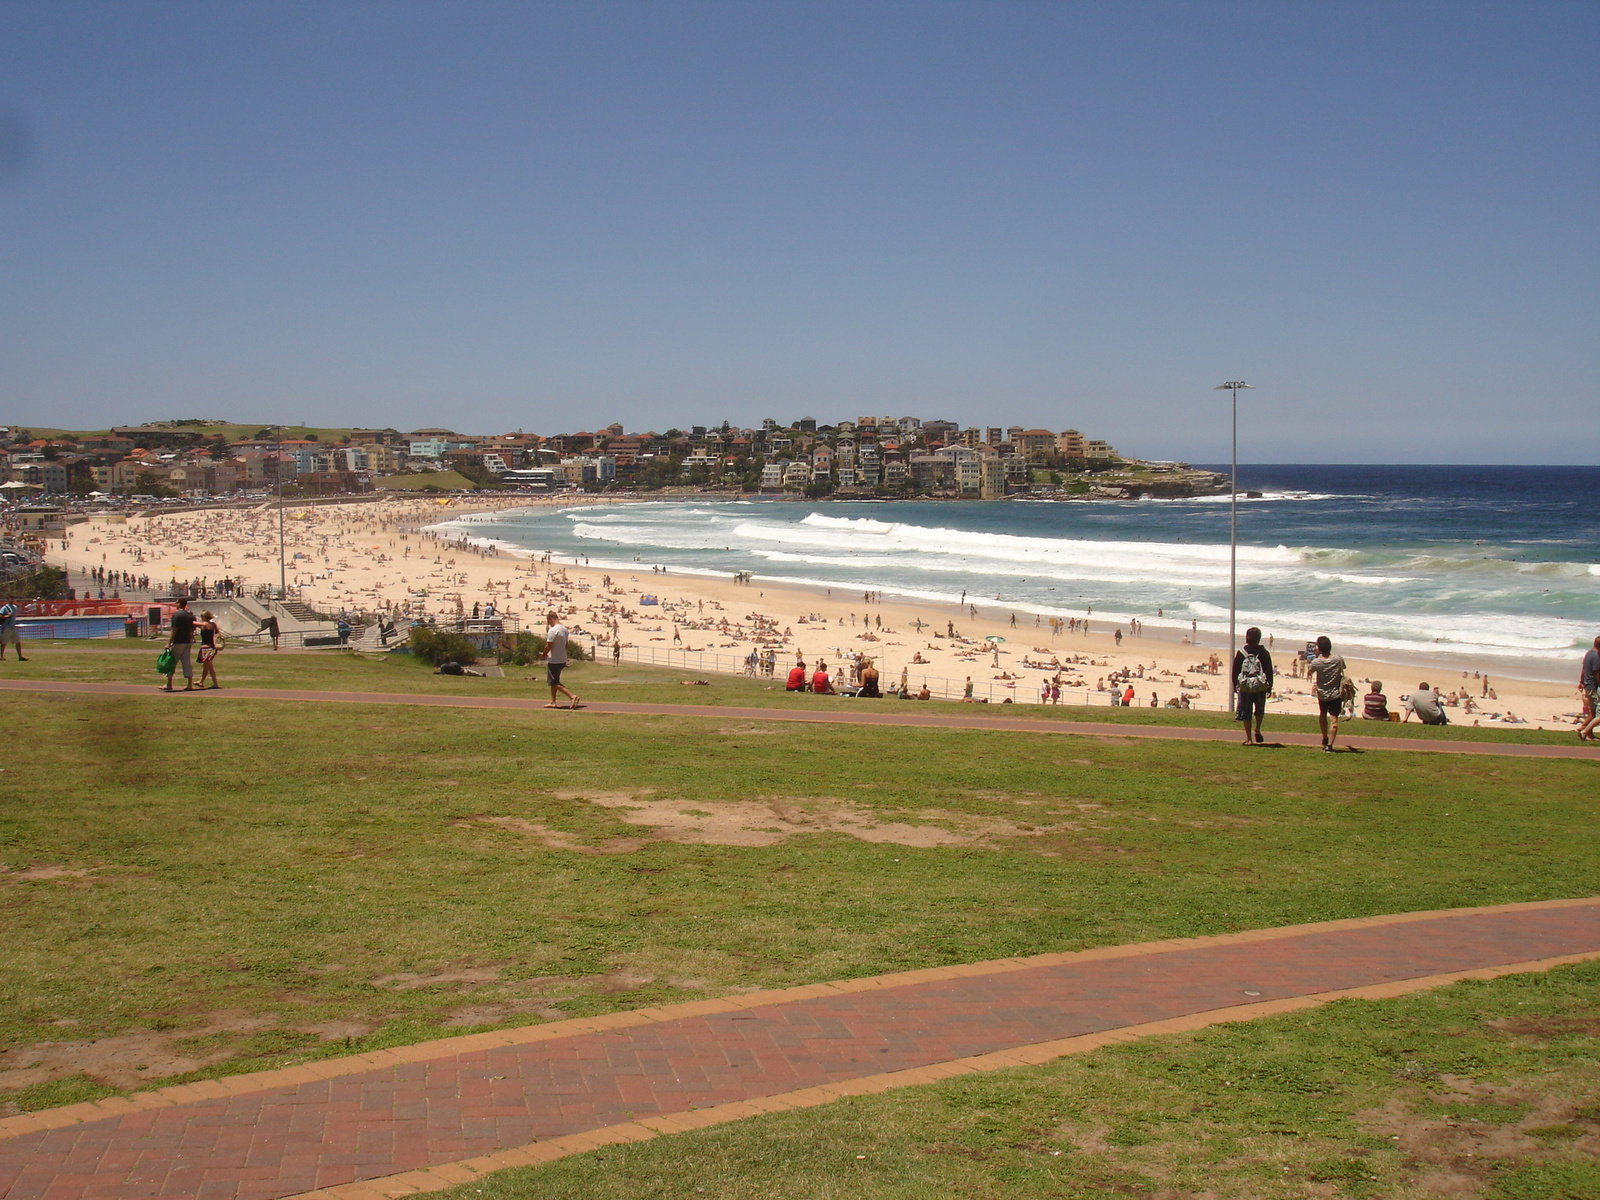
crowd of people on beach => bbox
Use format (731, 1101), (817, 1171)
(15, 496), (1598, 741)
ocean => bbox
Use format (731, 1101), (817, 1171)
(432, 465), (1600, 681)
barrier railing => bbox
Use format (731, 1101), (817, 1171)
(610, 643), (1229, 710)
(17, 615), (147, 639)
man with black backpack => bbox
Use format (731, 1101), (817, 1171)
(1230, 626), (1275, 746)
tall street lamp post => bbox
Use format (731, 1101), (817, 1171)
(1213, 381), (1254, 709)
(276, 426), (287, 600)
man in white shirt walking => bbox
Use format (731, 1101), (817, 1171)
(539, 611), (580, 709)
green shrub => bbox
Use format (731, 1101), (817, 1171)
(407, 625), (479, 666)
(499, 631), (546, 666)
(497, 630), (588, 664)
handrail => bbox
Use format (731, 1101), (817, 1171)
(607, 643), (1228, 710)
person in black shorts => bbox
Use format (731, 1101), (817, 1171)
(538, 610), (579, 709)
(1306, 635), (1348, 751)
(1229, 626), (1275, 745)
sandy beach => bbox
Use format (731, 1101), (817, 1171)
(49, 497), (1588, 732)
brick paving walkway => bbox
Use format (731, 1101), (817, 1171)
(4, 679), (1596, 758)
(2, 900), (1596, 1200)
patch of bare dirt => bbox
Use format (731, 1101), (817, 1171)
(462, 815), (649, 855)
(293, 1020), (374, 1041)
(440, 1002), (567, 1027)
(370, 966), (504, 990)
(1357, 1078), (1600, 1193)
(2, 864), (96, 882)
(1486, 1013), (1600, 1039)
(434, 964), (710, 1026)
(0, 1010), (280, 1094)
(557, 791), (1063, 849)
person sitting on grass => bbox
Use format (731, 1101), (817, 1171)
(1362, 680), (1391, 720)
(857, 658), (881, 698)
(1404, 682), (1449, 725)
(811, 660), (834, 694)
(786, 658), (807, 692)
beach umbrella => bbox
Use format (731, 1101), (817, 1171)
(985, 635), (1006, 644)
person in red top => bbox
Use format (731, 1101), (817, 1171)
(786, 659), (807, 691)
(811, 660), (834, 694)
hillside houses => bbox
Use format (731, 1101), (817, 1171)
(0, 414), (1134, 500)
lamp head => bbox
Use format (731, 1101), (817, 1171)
(1213, 381), (1254, 391)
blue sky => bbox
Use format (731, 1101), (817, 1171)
(1, 1), (1595, 461)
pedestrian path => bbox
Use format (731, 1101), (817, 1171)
(3, 679), (1595, 759)
(1, 898), (1595, 1200)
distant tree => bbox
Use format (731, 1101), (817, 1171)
(634, 459), (678, 491)
(408, 626), (480, 666)
(451, 461), (503, 489)
(0, 565), (70, 601)
(134, 471), (178, 498)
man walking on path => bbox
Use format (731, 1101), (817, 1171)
(162, 599), (197, 692)
(0, 601), (26, 661)
(1230, 626), (1274, 745)
(1579, 635), (1600, 742)
(1306, 635), (1347, 752)
(538, 610), (579, 709)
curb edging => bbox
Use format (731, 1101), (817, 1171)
(3, 895), (1593, 1143)
(279, 947), (1600, 1200)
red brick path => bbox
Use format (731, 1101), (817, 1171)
(2, 679), (1594, 759)
(2, 901), (1596, 1199)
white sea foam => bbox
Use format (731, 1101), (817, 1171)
(449, 496), (1600, 668)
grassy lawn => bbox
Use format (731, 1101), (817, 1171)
(434, 961), (1600, 1200)
(3, 640), (1585, 745)
(2, 638), (1597, 1123)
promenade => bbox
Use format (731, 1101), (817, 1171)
(1, 899), (1595, 1199)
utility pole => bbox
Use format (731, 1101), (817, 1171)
(1213, 381), (1254, 708)
(276, 426), (287, 600)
